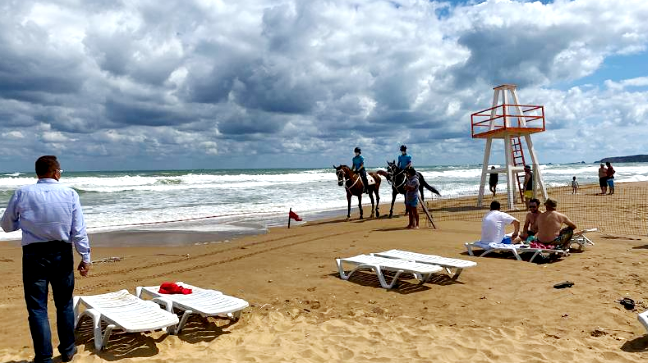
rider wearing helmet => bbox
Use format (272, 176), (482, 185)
(397, 145), (412, 170)
(352, 147), (369, 193)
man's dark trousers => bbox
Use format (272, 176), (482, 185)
(23, 241), (76, 363)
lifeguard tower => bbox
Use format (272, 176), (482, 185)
(471, 84), (548, 210)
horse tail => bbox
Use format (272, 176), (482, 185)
(418, 173), (441, 196)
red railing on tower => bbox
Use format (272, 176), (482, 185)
(471, 104), (545, 139)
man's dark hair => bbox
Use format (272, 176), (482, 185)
(490, 200), (501, 210)
(35, 155), (60, 177)
(605, 162), (611, 166)
(406, 167), (416, 176)
(529, 198), (540, 206)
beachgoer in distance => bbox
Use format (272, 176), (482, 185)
(571, 176), (579, 194)
(534, 198), (577, 250)
(523, 165), (533, 209)
(606, 162), (615, 195)
(352, 147), (369, 194)
(404, 167), (420, 229)
(489, 166), (498, 197)
(520, 198), (542, 241)
(1, 155), (91, 363)
(397, 145), (412, 170)
(480, 200), (520, 244)
(598, 163), (608, 195)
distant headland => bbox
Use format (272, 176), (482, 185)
(595, 154), (648, 163)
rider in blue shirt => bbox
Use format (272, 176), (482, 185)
(397, 145), (412, 170)
(352, 147), (369, 193)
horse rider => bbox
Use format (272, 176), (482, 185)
(352, 147), (369, 193)
(398, 145), (412, 170)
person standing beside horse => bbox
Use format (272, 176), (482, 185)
(352, 147), (369, 194)
(404, 168), (420, 229)
(397, 145), (412, 170)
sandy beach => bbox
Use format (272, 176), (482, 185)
(1, 192), (648, 362)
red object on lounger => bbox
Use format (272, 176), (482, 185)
(159, 282), (192, 295)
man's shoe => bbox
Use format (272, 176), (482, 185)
(62, 347), (77, 362)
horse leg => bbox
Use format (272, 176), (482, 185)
(389, 189), (397, 218)
(346, 192), (351, 219)
(357, 194), (363, 219)
(375, 188), (380, 217)
(369, 189), (375, 218)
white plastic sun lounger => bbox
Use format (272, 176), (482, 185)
(570, 228), (597, 250)
(136, 282), (249, 334)
(638, 310), (648, 332)
(465, 242), (568, 263)
(336, 254), (443, 289)
(372, 249), (477, 280)
(73, 290), (179, 350)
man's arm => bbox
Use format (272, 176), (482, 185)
(1, 191), (20, 232)
(520, 213), (531, 239)
(510, 219), (520, 240)
(70, 192), (92, 275)
(561, 214), (577, 230)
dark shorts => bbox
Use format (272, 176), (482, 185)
(599, 177), (607, 188)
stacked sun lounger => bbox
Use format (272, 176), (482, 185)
(74, 283), (249, 350)
(336, 250), (477, 289)
(464, 241), (568, 262)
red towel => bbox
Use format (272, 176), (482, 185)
(159, 282), (192, 295)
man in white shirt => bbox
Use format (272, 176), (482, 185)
(480, 200), (520, 244)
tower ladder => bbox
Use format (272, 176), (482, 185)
(510, 136), (527, 201)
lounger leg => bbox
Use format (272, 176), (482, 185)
(465, 243), (474, 256)
(529, 251), (541, 263)
(511, 249), (522, 261)
(375, 267), (403, 289)
(480, 250), (493, 258)
(73, 297), (81, 329)
(175, 310), (193, 334)
(336, 259), (351, 281)
(84, 309), (113, 351)
(451, 268), (464, 280)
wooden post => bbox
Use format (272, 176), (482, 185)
(288, 208), (292, 229)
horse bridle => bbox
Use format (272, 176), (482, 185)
(336, 168), (362, 191)
(387, 164), (407, 189)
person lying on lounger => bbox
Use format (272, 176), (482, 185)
(534, 198), (577, 250)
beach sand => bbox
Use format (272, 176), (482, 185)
(1, 194), (648, 362)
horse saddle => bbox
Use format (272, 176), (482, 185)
(366, 175), (376, 186)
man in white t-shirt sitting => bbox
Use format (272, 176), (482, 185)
(479, 200), (520, 247)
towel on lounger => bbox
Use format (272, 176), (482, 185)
(159, 282), (192, 295)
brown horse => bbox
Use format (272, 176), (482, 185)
(334, 165), (381, 219)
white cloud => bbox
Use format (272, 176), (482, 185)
(0, 0), (646, 171)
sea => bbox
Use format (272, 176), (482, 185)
(1, 163), (647, 244)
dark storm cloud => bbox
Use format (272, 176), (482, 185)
(105, 97), (194, 127)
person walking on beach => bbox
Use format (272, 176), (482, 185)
(352, 147), (369, 194)
(606, 162), (615, 195)
(1, 155), (91, 363)
(404, 168), (420, 229)
(480, 200), (520, 244)
(520, 198), (542, 241)
(523, 165), (533, 209)
(489, 166), (498, 197)
(534, 198), (577, 250)
(598, 163), (608, 195)
(571, 176), (579, 194)
(397, 145), (412, 170)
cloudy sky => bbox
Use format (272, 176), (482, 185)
(0, 0), (647, 171)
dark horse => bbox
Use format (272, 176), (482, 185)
(333, 165), (381, 219)
(377, 161), (441, 218)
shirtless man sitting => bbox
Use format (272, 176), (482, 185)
(535, 198), (577, 250)
(520, 198), (541, 241)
